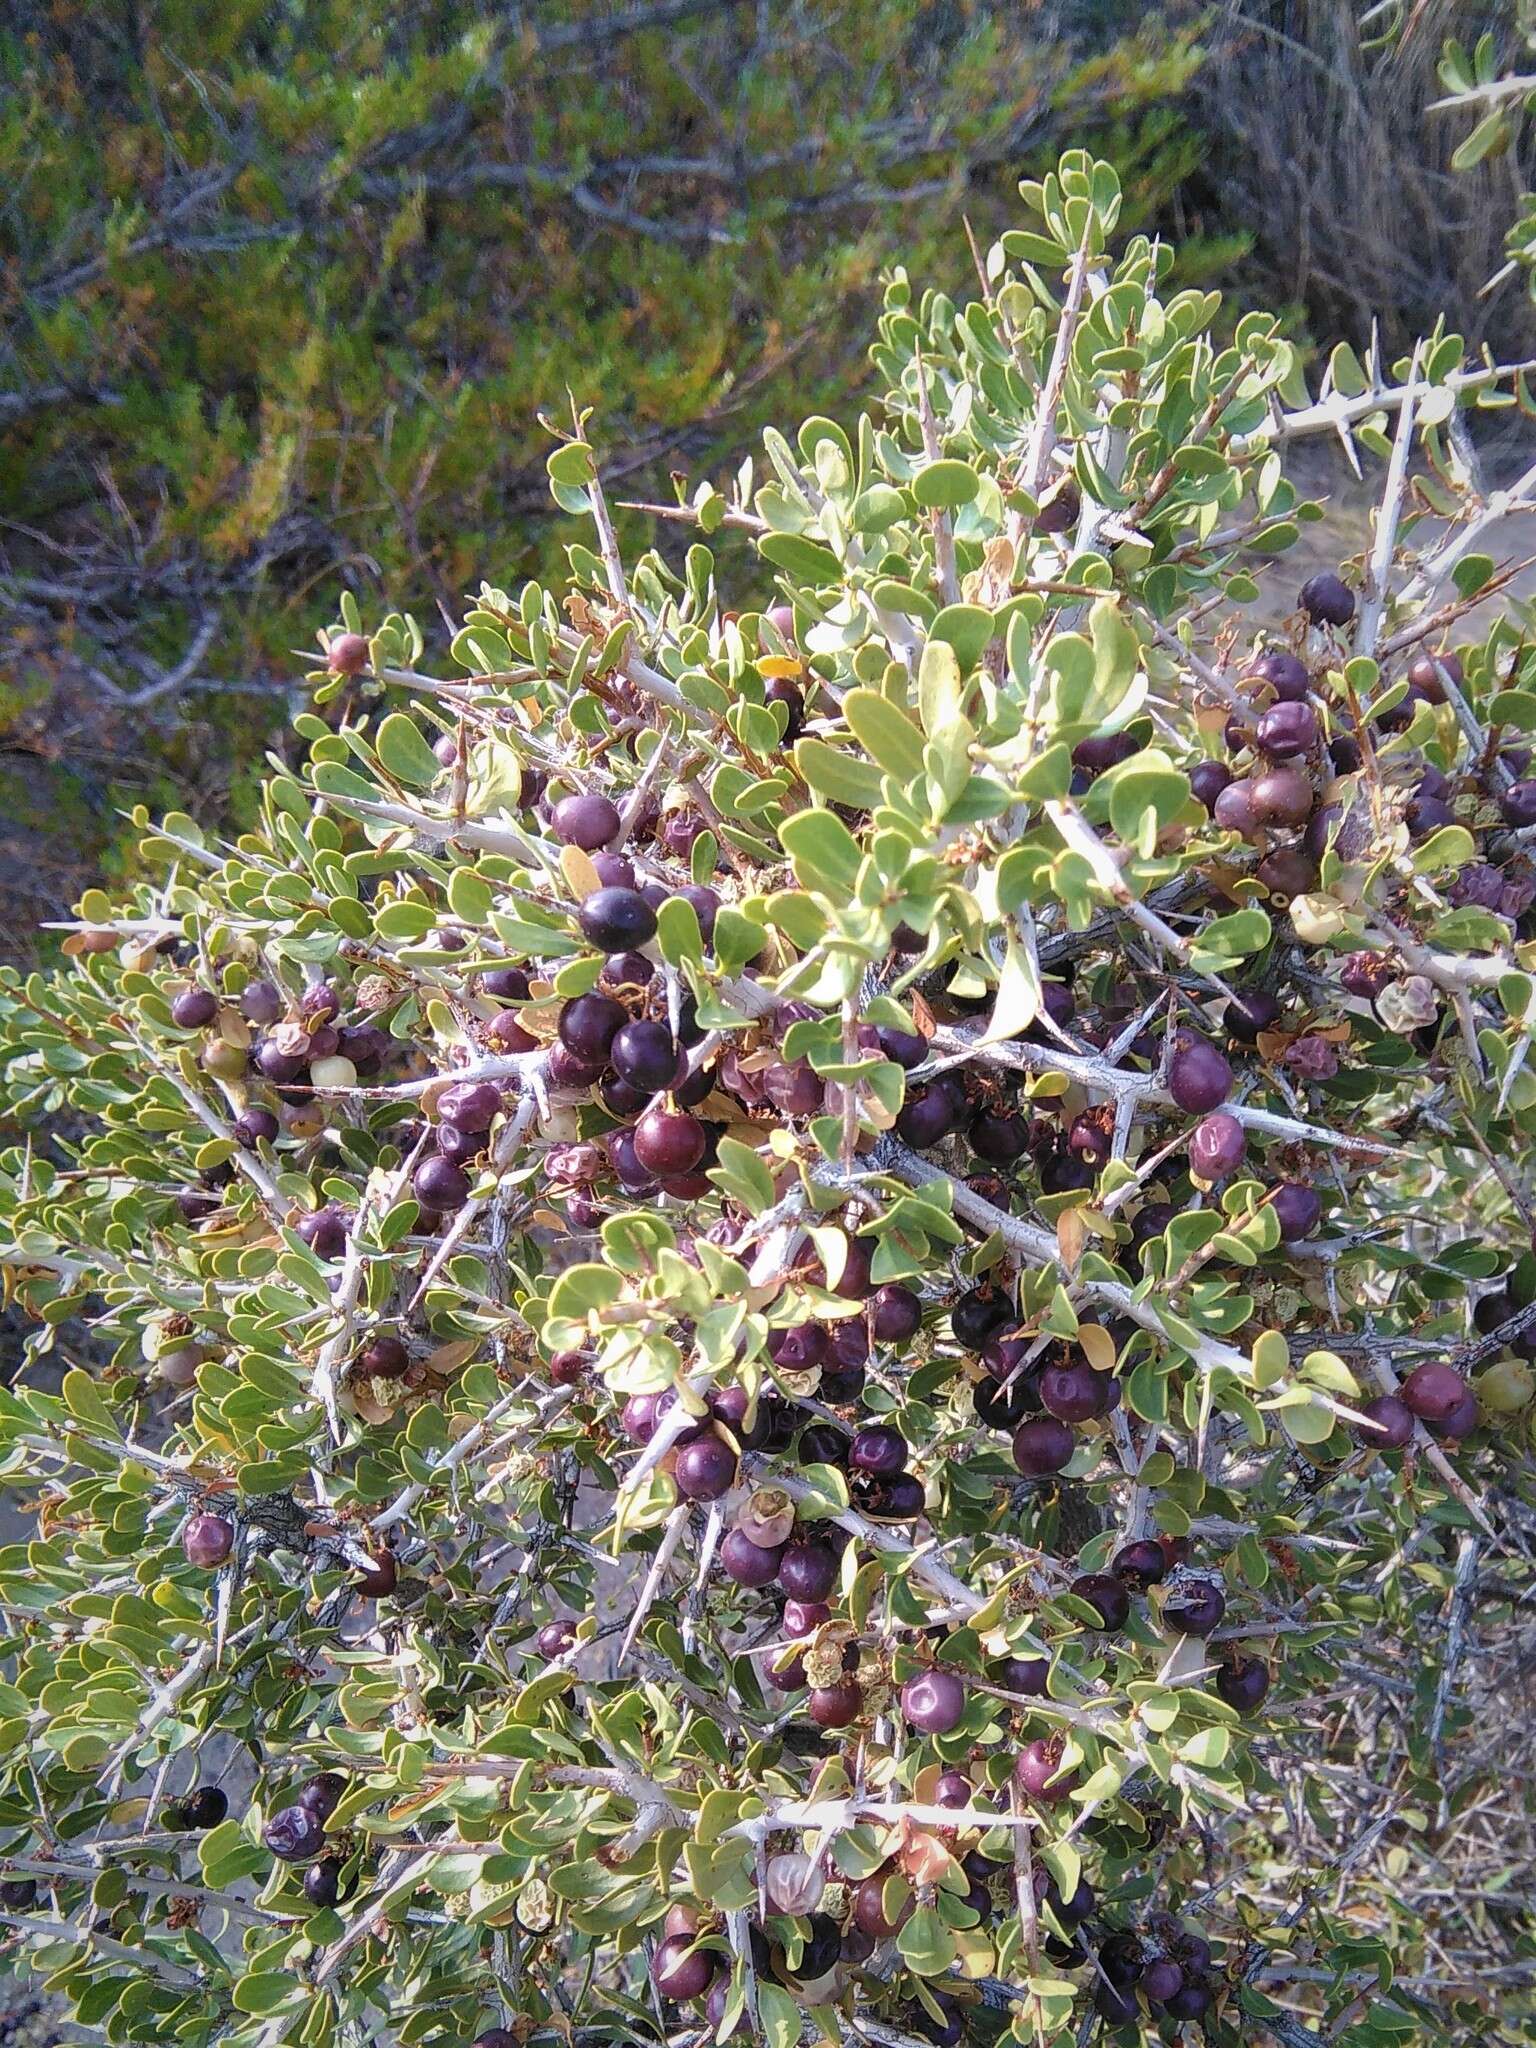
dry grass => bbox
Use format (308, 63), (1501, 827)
(1181, 0), (1536, 357)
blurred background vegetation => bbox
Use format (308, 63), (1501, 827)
(1, 0), (1531, 962)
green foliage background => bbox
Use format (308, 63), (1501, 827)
(0, 0), (1209, 957)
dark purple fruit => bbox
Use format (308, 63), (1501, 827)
(633, 1107), (705, 1176)
(536, 1619), (577, 1658)
(1164, 1577), (1226, 1636)
(552, 793), (621, 851)
(1191, 759), (1233, 813)
(849, 1424), (906, 1478)
(481, 965), (532, 1000)
(412, 1155), (470, 1209)
(1039, 1359), (1109, 1423)
(1073, 732), (1138, 774)
(558, 993), (626, 1064)
(303, 1858), (344, 1908)
(1164, 1979), (1212, 2020)
(610, 1020), (678, 1092)
(878, 1026), (928, 1069)
(1251, 649), (1310, 700)
(1250, 765), (1314, 826)
(995, 1654), (1049, 1696)
(1299, 572), (1355, 626)
(183, 1514), (234, 1568)
(1256, 701), (1318, 758)
(354, 1548), (397, 1599)
(1113, 1539), (1166, 1588)
(896, 1085), (959, 1149)
(1270, 1182), (1321, 1240)
(1142, 1958), (1185, 2006)
(900, 1669), (966, 1734)
(0, 1879), (36, 1910)
(1225, 991), (1281, 1043)
(779, 1538), (838, 1603)
(853, 1875), (912, 1938)
(720, 1529), (783, 1587)
(181, 1785), (228, 1830)
(1014, 1737), (1077, 1802)
(263, 1804), (326, 1863)
(1216, 1653), (1271, 1713)
(171, 988), (219, 1030)
(438, 1080), (502, 1131)
(1189, 1110), (1245, 1180)
(933, 1769), (973, 1808)
(952, 1287), (1010, 1350)
(1355, 1394), (1414, 1447)
(241, 980), (282, 1024)
(232, 1107), (279, 1150)
(1213, 778), (1256, 834)
(1012, 1417), (1074, 1476)
(296, 1773), (345, 1820)
(1167, 1032), (1232, 1113)
(1400, 1361), (1470, 1422)
(674, 1434), (737, 1501)
(808, 1677), (863, 1729)
(870, 1284), (922, 1344)
(968, 1109), (1030, 1163)
(578, 886), (657, 953)
(1070, 1571), (1131, 1631)
(652, 1932), (716, 2001)
(764, 675), (804, 741)
(296, 1206), (348, 1259)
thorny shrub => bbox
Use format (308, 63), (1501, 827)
(1, 154), (1535, 2048)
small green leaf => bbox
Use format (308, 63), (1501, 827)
(912, 460), (979, 509)
(374, 713), (444, 790)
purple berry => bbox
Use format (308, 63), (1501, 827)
(263, 1805), (326, 1863)
(438, 1080), (502, 1131)
(1256, 700), (1318, 758)
(849, 1424), (906, 1478)
(1215, 1653), (1271, 1713)
(1014, 1737), (1077, 1803)
(1270, 1182), (1321, 1239)
(900, 1669), (967, 1734)
(558, 993), (626, 1063)
(1070, 1571), (1130, 1631)
(869, 1284), (922, 1344)
(1167, 1033), (1232, 1113)
(552, 793), (621, 851)
(183, 1514), (234, 1568)
(412, 1155), (470, 1209)
(1189, 1110), (1246, 1180)
(171, 988), (219, 1030)
(1354, 1394), (1414, 1448)
(1251, 649), (1310, 700)
(720, 1528), (783, 1588)
(1191, 760), (1233, 812)
(633, 1107), (705, 1176)
(1164, 1576), (1226, 1636)
(1400, 1361), (1470, 1423)
(674, 1434), (737, 1501)
(1113, 1539), (1166, 1588)
(1299, 571), (1355, 626)
(1012, 1417), (1074, 1476)
(778, 1538), (838, 1603)
(578, 886), (657, 952)
(652, 1932), (715, 2001)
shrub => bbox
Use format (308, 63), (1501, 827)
(1, 148), (1535, 2046)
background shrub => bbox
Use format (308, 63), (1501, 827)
(0, 0), (1204, 959)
